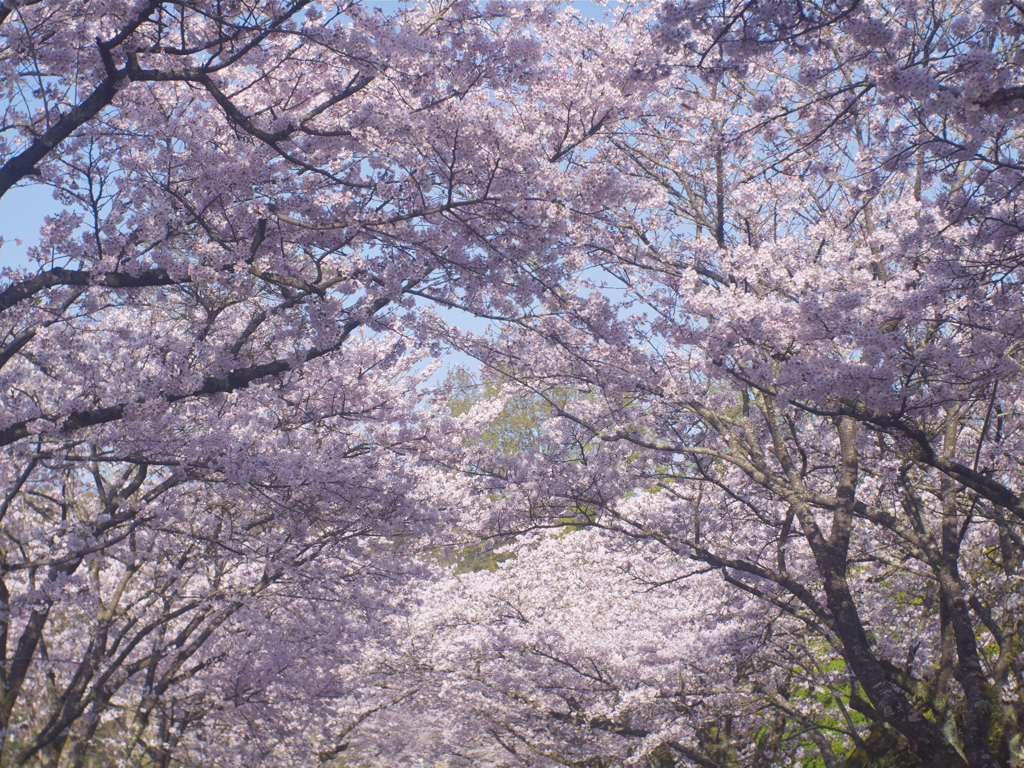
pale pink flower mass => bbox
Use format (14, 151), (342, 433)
(0, 0), (1023, 766)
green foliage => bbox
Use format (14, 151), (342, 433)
(452, 540), (515, 574)
(444, 366), (576, 456)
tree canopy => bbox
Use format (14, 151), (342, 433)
(2, 0), (1024, 766)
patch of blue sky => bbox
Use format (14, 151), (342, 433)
(0, 182), (62, 271)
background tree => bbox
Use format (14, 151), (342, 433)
(332, 525), (862, 768)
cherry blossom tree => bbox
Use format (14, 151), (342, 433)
(5, 0), (1024, 765)
(0, 0), (648, 764)
(332, 526), (861, 768)
(421, 2), (1024, 767)
(0, 334), (454, 766)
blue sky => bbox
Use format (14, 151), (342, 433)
(0, 183), (61, 270)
